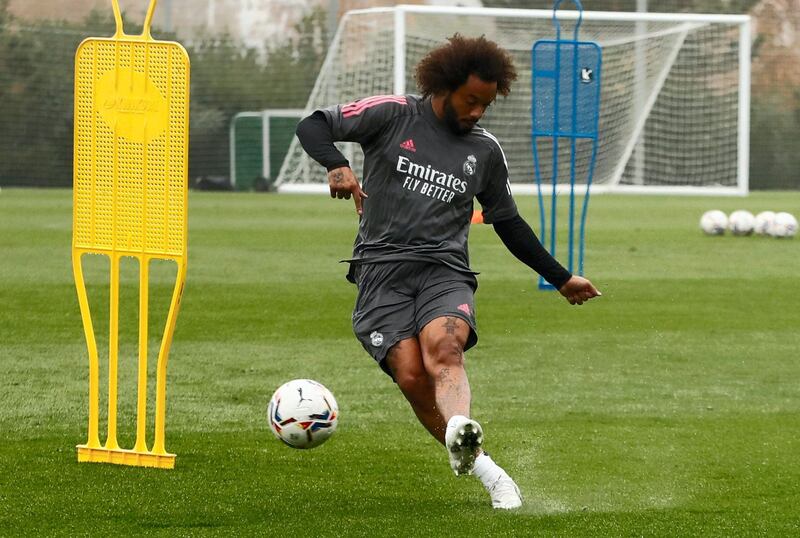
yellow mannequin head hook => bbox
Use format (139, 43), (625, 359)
(111, 0), (158, 40)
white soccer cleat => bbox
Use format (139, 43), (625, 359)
(445, 415), (483, 476)
(487, 472), (523, 510)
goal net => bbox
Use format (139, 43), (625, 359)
(277, 6), (750, 195)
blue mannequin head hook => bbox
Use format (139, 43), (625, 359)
(552, 0), (584, 41)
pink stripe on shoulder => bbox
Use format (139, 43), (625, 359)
(342, 95), (407, 118)
(341, 95), (402, 112)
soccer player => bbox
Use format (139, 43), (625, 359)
(295, 34), (601, 510)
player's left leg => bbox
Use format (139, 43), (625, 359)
(418, 316), (521, 508)
(418, 316), (482, 476)
(418, 316), (472, 421)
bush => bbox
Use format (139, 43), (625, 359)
(0, 2), (795, 190)
(749, 93), (800, 190)
(0, 3), (327, 187)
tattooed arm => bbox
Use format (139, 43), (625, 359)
(327, 166), (368, 215)
(296, 111), (368, 215)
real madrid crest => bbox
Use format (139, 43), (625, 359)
(463, 154), (477, 177)
(370, 331), (384, 347)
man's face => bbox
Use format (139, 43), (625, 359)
(442, 74), (498, 135)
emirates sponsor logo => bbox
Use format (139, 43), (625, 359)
(400, 138), (416, 152)
(397, 155), (467, 190)
(396, 155), (469, 204)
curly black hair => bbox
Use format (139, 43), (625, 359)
(415, 34), (517, 98)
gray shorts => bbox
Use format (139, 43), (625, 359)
(351, 261), (478, 378)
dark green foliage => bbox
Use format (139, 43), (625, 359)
(0, 4), (328, 186)
(750, 93), (800, 190)
(187, 7), (328, 179)
(0, 1), (794, 189)
(0, 18), (78, 186)
(0, 7), (158, 187)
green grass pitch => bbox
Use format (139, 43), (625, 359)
(1, 188), (799, 535)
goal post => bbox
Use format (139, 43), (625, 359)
(277, 5), (750, 196)
(229, 109), (304, 190)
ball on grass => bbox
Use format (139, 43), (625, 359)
(728, 210), (755, 236)
(700, 210), (728, 236)
(770, 212), (798, 238)
(753, 211), (775, 236)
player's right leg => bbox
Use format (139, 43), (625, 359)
(473, 452), (523, 509)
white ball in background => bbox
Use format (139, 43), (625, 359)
(753, 211), (775, 236)
(770, 212), (798, 238)
(700, 210), (728, 236)
(728, 209), (755, 236)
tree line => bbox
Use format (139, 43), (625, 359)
(0, 0), (795, 189)
(0, 1), (328, 187)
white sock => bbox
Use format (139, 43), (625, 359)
(472, 452), (505, 489)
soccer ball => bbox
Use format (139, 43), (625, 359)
(769, 212), (798, 238)
(700, 210), (728, 235)
(753, 211), (775, 236)
(268, 379), (339, 449)
(728, 210), (755, 236)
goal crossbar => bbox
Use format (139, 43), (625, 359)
(276, 5), (751, 196)
(389, 5), (749, 25)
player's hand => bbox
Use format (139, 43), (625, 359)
(328, 166), (368, 215)
(559, 275), (602, 305)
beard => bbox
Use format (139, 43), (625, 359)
(443, 96), (475, 136)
